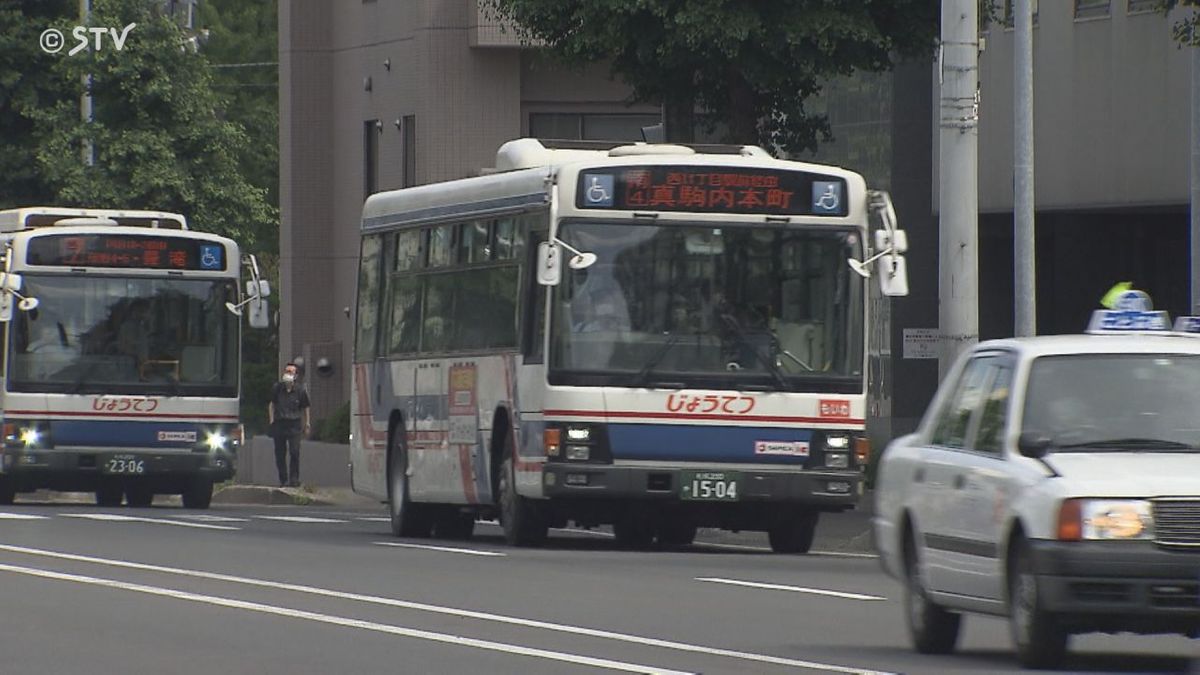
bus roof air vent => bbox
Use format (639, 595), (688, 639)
(52, 217), (120, 227)
(607, 144), (696, 158)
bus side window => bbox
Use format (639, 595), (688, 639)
(522, 231), (547, 363)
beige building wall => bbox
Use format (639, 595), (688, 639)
(279, 0), (655, 423)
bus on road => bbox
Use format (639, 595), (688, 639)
(351, 138), (908, 551)
(0, 207), (270, 508)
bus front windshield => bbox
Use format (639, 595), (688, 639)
(550, 221), (865, 392)
(8, 276), (239, 397)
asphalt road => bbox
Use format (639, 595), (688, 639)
(0, 497), (1195, 674)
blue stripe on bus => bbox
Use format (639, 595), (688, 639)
(607, 424), (815, 464)
(47, 420), (212, 448)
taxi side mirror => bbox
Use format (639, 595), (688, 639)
(1017, 431), (1053, 459)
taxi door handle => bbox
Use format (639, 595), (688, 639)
(953, 474), (966, 490)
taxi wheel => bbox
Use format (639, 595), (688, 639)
(96, 482), (123, 507)
(388, 426), (433, 538)
(903, 533), (961, 654)
(768, 510), (818, 554)
(1008, 541), (1069, 669)
(125, 485), (154, 508)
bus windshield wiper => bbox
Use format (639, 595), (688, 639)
(636, 333), (681, 385)
(1056, 437), (1196, 451)
(719, 314), (789, 390)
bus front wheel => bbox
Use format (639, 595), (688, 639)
(768, 509), (819, 554)
(182, 478), (213, 509)
(498, 439), (547, 546)
(0, 479), (15, 506)
(388, 426), (432, 538)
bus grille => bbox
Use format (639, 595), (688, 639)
(1152, 499), (1200, 548)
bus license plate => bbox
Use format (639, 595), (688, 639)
(681, 471), (740, 501)
(103, 455), (147, 475)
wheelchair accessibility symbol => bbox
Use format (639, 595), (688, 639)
(582, 173), (615, 208)
(199, 244), (223, 270)
(812, 181), (842, 214)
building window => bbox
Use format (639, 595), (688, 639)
(1075, 0), (1110, 19)
(402, 115), (416, 188)
(529, 113), (663, 142)
(363, 120), (379, 199)
(1126, 0), (1158, 13)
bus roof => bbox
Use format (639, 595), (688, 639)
(0, 207), (188, 231)
(362, 138), (868, 231)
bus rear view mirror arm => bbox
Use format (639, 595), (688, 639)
(537, 239), (596, 286)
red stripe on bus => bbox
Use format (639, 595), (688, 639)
(458, 445), (478, 504)
(4, 410), (237, 421)
(542, 409), (865, 425)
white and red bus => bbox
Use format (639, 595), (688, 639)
(351, 139), (908, 551)
(0, 207), (269, 508)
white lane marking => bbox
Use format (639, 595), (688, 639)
(373, 542), (506, 557)
(479, 521), (878, 557)
(357, 517), (392, 522)
(0, 544), (895, 675)
(0, 562), (691, 675)
(256, 516), (349, 524)
(695, 577), (886, 601)
(0, 513), (49, 520)
(60, 514), (239, 531)
(174, 515), (251, 523)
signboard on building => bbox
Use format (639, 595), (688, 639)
(902, 328), (940, 360)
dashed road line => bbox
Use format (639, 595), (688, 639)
(59, 513), (240, 531)
(255, 516), (350, 524)
(0, 512), (49, 520)
(373, 541), (507, 557)
(695, 577), (886, 601)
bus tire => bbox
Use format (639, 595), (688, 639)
(657, 517), (697, 548)
(388, 424), (433, 538)
(125, 484), (154, 508)
(768, 509), (819, 554)
(0, 479), (15, 506)
(434, 510), (475, 540)
(96, 481), (123, 507)
(182, 478), (213, 509)
(498, 440), (547, 547)
(613, 513), (656, 549)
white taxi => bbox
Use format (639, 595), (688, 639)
(874, 294), (1200, 669)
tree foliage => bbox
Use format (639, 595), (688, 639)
(1165, 0), (1200, 46)
(1, 0), (274, 249)
(487, 0), (938, 153)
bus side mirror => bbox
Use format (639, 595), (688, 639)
(879, 254), (909, 297)
(247, 279), (271, 298)
(537, 241), (562, 286)
(248, 297), (270, 328)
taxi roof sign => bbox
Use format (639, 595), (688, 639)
(1173, 316), (1200, 334)
(1086, 290), (1172, 333)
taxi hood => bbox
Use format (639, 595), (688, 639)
(1048, 452), (1200, 497)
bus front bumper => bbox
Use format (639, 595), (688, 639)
(0, 447), (235, 489)
(541, 462), (862, 508)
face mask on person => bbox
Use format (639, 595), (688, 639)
(282, 373), (296, 385)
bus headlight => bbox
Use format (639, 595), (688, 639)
(1057, 499), (1154, 541)
(20, 428), (41, 446)
(205, 432), (228, 451)
(565, 445), (590, 461)
(566, 426), (591, 442)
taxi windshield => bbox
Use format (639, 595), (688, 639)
(1021, 353), (1200, 452)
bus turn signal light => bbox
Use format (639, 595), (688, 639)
(543, 429), (561, 457)
(854, 437), (871, 466)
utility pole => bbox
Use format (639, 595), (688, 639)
(81, 0), (94, 166)
(938, 0), (980, 377)
(1014, 0), (1036, 336)
(1192, 9), (1200, 315)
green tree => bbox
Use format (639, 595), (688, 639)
(0, 0), (74, 206)
(28, 0), (274, 248)
(1165, 1), (1200, 46)
(487, 0), (938, 153)
(198, 0), (278, 233)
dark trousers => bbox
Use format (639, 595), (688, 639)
(273, 423), (301, 486)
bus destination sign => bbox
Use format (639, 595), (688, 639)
(576, 165), (847, 216)
(25, 234), (227, 271)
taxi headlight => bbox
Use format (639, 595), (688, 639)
(1057, 499), (1154, 541)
